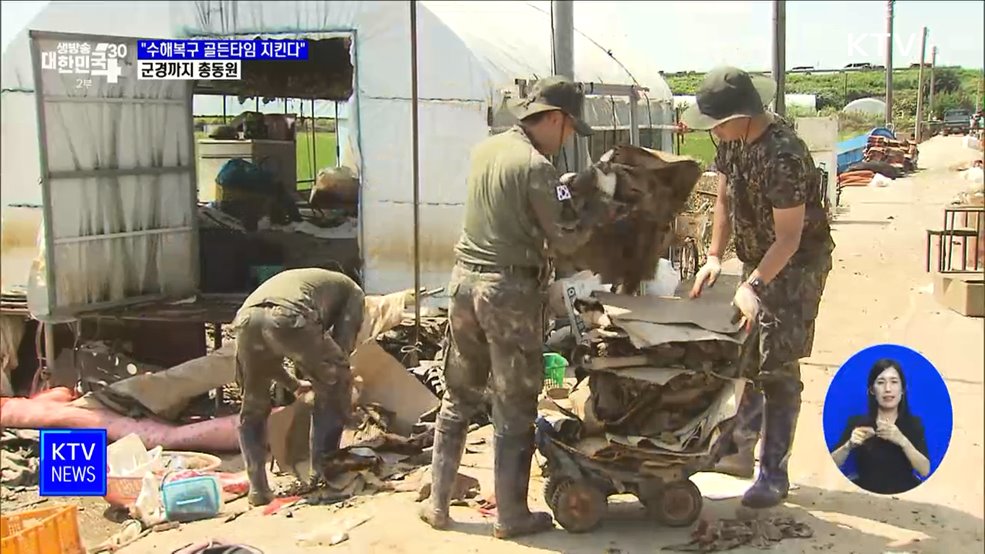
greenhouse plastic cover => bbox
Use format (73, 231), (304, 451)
(2, 0), (675, 310)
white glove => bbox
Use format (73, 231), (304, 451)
(689, 255), (722, 298)
(593, 166), (617, 197)
(560, 172), (577, 185)
(732, 283), (761, 332)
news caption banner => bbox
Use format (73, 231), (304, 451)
(137, 39), (309, 80)
(39, 428), (108, 496)
(38, 38), (307, 87)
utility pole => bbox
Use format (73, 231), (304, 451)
(885, 0), (894, 127)
(772, 0), (786, 116)
(914, 26), (928, 141)
(928, 46), (937, 120)
(551, 0), (576, 172)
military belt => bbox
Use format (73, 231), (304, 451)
(457, 261), (544, 280)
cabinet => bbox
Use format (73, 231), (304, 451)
(196, 139), (296, 202)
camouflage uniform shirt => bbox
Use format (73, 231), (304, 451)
(454, 126), (585, 268)
(714, 114), (835, 267)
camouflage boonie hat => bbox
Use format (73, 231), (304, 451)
(509, 75), (593, 137)
(681, 66), (778, 130)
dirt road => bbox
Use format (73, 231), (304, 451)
(127, 136), (984, 554)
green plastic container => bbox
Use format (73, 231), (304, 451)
(542, 353), (568, 388)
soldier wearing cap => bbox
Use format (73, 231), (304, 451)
(419, 76), (595, 538)
(684, 67), (835, 509)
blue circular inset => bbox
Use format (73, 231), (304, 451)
(822, 344), (952, 495)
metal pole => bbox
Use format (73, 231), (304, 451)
(914, 26), (928, 141)
(771, 0), (786, 117)
(977, 67), (983, 112)
(885, 0), (894, 126)
(629, 89), (640, 146)
(928, 46), (937, 120)
(552, 0), (577, 172)
(409, 0), (422, 358)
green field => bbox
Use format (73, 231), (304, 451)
(193, 130), (338, 191)
(678, 127), (867, 170)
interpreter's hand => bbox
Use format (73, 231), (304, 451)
(849, 426), (876, 448)
(876, 420), (909, 448)
(732, 283), (761, 333)
(689, 255), (722, 298)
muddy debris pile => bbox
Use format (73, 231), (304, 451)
(540, 273), (750, 469)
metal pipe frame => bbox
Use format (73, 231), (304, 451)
(409, 0), (423, 359)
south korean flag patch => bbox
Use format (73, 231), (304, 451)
(555, 184), (572, 202)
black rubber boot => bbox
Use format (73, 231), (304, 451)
(492, 431), (554, 540)
(309, 390), (347, 483)
(419, 416), (468, 530)
(239, 418), (273, 506)
(715, 390), (763, 479)
(741, 388), (800, 509)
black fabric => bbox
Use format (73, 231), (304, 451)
(835, 413), (929, 495)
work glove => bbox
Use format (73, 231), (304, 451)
(732, 283), (761, 333)
(689, 255), (722, 298)
(560, 172), (577, 185)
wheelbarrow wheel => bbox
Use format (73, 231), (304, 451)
(548, 478), (606, 533)
(644, 479), (703, 527)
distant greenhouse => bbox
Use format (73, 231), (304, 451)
(843, 98), (886, 116)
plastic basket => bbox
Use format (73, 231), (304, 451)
(543, 352), (568, 389)
(0, 505), (84, 554)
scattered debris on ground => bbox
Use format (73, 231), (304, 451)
(663, 516), (814, 552)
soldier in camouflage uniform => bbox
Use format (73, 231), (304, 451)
(232, 268), (364, 506)
(420, 76), (597, 539)
(684, 67), (835, 509)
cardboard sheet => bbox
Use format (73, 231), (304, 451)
(594, 366), (690, 386)
(614, 319), (744, 349)
(103, 342), (237, 420)
(350, 341), (439, 436)
(596, 274), (743, 334)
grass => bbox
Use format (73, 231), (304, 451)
(193, 130), (338, 191)
(678, 127), (870, 170)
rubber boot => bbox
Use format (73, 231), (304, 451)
(419, 417), (468, 530)
(239, 418), (274, 506)
(309, 390), (347, 483)
(741, 389), (800, 509)
(492, 431), (554, 540)
(715, 391), (763, 479)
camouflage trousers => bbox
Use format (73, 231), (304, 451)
(438, 262), (547, 437)
(232, 300), (363, 425)
(731, 256), (832, 457)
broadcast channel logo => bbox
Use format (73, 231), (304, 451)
(39, 429), (108, 496)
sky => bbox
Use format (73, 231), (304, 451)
(2, 0), (983, 70)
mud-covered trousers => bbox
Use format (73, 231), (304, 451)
(438, 262), (546, 441)
(730, 256), (832, 468)
(232, 294), (364, 491)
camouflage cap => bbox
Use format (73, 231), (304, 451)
(681, 66), (777, 131)
(509, 75), (593, 136)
